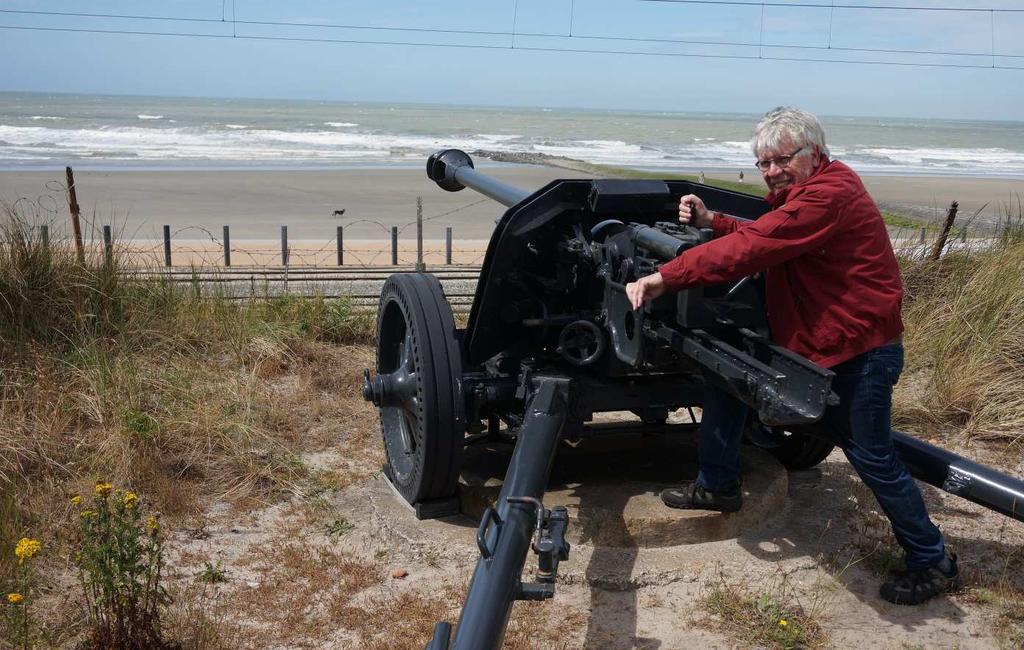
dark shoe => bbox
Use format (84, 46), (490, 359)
(880, 554), (960, 605)
(661, 482), (742, 513)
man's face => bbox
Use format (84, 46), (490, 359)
(757, 137), (820, 194)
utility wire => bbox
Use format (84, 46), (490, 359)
(2, 16), (1018, 58)
(640, 1), (1024, 12)
(0, 16), (1015, 58)
(2, 3), (1023, 69)
(4, 23), (1015, 69)
(2, 6), (1020, 56)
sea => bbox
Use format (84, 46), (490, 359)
(2, 92), (1024, 178)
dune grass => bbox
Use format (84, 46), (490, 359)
(896, 211), (1024, 442)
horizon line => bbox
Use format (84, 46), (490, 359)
(2, 89), (1022, 125)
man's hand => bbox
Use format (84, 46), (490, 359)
(679, 194), (713, 228)
(625, 272), (666, 310)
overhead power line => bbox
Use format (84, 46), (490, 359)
(0, 10), (1020, 59)
(1, 4), (1023, 70)
(641, 0), (1024, 11)
(3, 23), (1020, 70)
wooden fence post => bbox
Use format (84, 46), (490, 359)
(223, 225), (231, 267)
(391, 226), (398, 266)
(102, 225), (112, 266)
(446, 226), (452, 265)
(40, 225), (49, 250)
(929, 201), (958, 261)
(65, 166), (84, 263)
(281, 226), (289, 266)
(337, 226), (344, 266)
(162, 225), (172, 267)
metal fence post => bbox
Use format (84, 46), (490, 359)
(337, 225), (344, 266)
(446, 226), (452, 265)
(391, 226), (398, 266)
(40, 225), (49, 250)
(223, 225), (231, 267)
(102, 225), (112, 265)
(281, 225), (289, 266)
(416, 197), (425, 272)
(163, 225), (171, 267)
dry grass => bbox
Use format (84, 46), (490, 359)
(227, 534), (384, 645)
(182, 518), (583, 649)
(0, 202), (376, 642)
(896, 224), (1024, 442)
(960, 586), (1024, 650)
(702, 567), (830, 650)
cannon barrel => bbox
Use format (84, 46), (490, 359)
(426, 149), (532, 207)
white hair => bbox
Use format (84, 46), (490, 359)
(751, 106), (830, 158)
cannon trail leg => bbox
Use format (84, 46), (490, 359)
(893, 430), (1024, 522)
(432, 378), (570, 650)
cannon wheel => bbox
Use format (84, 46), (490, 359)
(768, 430), (835, 470)
(376, 273), (463, 504)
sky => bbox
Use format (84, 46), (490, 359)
(1, 0), (1023, 120)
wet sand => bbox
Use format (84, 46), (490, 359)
(1, 165), (1021, 247)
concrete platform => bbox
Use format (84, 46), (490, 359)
(458, 433), (788, 548)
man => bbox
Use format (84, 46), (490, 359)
(624, 107), (958, 606)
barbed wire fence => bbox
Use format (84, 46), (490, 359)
(10, 174), (494, 270)
(8, 170), (1022, 276)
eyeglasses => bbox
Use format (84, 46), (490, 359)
(755, 146), (804, 172)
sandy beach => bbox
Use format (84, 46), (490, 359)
(1, 164), (1021, 254)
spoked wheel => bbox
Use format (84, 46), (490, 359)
(362, 274), (463, 505)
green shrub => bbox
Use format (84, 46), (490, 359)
(73, 483), (170, 649)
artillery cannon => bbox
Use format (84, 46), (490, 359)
(363, 149), (1024, 650)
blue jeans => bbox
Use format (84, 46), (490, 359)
(696, 343), (946, 570)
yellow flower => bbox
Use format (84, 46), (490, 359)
(778, 619), (788, 627)
(71, 495), (81, 506)
(14, 538), (40, 564)
(7, 593), (23, 604)
(94, 481), (113, 496)
(145, 516), (160, 532)
(80, 510), (97, 519)
(122, 491), (139, 509)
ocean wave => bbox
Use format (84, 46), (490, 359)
(0, 123), (1021, 176)
(137, 114), (164, 120)
(324, 122), (358, 127)
(29, 116), (65, 121)
(833, 144), (1024, 175)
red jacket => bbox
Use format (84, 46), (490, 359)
(658, 159), (903, 368)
